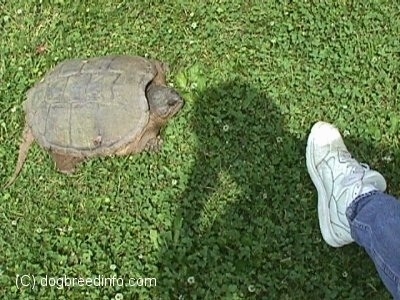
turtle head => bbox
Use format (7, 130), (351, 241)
(146, 84), (184, 120)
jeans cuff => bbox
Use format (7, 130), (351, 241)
(346, 190), (381, 222)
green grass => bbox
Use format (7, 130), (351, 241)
(1, 0), (400, 299)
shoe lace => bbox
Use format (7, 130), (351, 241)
(339, 150), (370, 187)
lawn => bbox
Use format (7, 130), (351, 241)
(1, 1), (399, 299)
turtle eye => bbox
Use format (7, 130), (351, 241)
(167, 99), (177, 106)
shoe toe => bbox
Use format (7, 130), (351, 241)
(310, 122), (343, 147)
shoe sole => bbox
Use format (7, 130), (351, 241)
(306, 122), (343, 247)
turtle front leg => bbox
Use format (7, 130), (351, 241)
(50, 152), (84, 174)
(152, 60), (167, 86)
(144, 136), (164, 152)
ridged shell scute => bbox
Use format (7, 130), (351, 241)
(25, 55), (157, 156)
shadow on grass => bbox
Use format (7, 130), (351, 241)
(155, 80), (391, 299)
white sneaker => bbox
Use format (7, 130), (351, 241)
(306, 121), (387, 247)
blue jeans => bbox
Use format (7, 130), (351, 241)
(347, 191), (400, 299)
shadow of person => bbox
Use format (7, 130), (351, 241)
(154, 80), (390, 299)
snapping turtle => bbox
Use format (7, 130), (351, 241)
(5, 55), (184, 187)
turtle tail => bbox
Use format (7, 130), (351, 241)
(4, 124), (35, 188)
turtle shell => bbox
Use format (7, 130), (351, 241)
(25, 55), (157, 157)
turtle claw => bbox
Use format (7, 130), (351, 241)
(145, 136), (163, 152)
